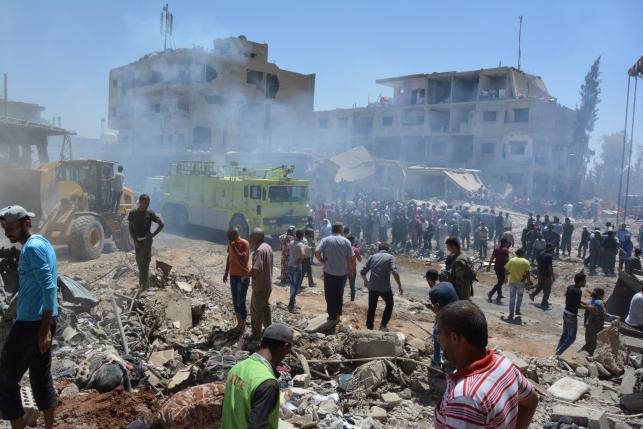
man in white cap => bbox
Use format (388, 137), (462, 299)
(0, 206), (58, 429)
(222, 323), (293, 429)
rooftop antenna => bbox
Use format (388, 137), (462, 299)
(160, 4), (173, 51)
(517, 16), (523, 70)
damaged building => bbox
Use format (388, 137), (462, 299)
(108, 35), (315, 185)
(312, 67), (576, 198)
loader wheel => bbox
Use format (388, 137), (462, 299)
(229, 214), (249, 239)
(69, 216), (105, 261)
(115, 220), (134, 252)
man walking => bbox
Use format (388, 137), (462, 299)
(434, 301), (538, 429)
(249, 228), (274, 338)
(530, 243), (555, 309)
(425, 269), (458, 366)
(446, 237), (474, 300)
(476, 222), (489, 259)
(360, 243), (402, 331)
(302, 228), (316, 288)
(223, 228), (250, 333)
(128, 194), (164, 289)
(487, 238), (509, 303)
(561, 218), (574, 257)
(287, 230), (306, 313)
(504, 248), (531, 320)
(556, 272), (588, 355)
(577, 226), (590, 259)
(315, 222), (354, 321)
(0, 206), (58, 429)
(222, 323), (293, 429)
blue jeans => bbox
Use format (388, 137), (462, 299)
(288, 266), (303, 309)
(556, 312), (578, 355)
(508, 282), (525, 317)
(433, 323), (441, 364)
(230, 276), (249, 321)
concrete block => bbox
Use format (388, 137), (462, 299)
(348, 330), (405, 358)
(292, 374), (311, 388)
(620, 366), (636, 395)
(551, 404), (608, 429)
(369, 406), (388, 421)
(165, 295), (193, 330)
(381, 392), (402, 406)
(501, 351), (528, 372)
(575, 366), (589, 378)
(547, 377), (590, 402)
(406, 336), (427, 352)
(347, 360), (387, 392)
(19, 386), (38, 427)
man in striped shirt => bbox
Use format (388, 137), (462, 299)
(434, 301), (538, 429)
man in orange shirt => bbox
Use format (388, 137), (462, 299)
(223, 228), (251, 333)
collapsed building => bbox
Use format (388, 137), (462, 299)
(108, 35), (316, 186)
(312, 67), (577, 198)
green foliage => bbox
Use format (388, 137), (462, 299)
(574, 56), (602, 166)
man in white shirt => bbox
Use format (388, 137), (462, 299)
(110, 165), (125, 213)
(625, 287), (643, 331)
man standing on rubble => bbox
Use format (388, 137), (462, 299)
(128, 194), (164, 289)
(222, 323), (293, 429)
(0, 206), (58, 429)
(434, 301), (538, 429)
(249, 228), (274, 338)
(425, 269), (458, 366)
(360, 242), (402, 331)
(223, 228), (250, 333)
(315, 222), (354, 321)
(446, 237), (474, 300)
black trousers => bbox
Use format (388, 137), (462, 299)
(324, 273), (346, 320)
(0, 320), (57, 421)
(302, 257), (314, 286)
(366, 290), (394, 329)
(489, 267), (505, 299)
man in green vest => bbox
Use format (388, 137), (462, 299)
(222, 323), (293, 428)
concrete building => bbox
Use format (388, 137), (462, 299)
(108, 35), (315, 185)
(312, 67), (576, 198)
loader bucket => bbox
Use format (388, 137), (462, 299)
(606, 270), (643, 319)
(0, 166), (60, 227)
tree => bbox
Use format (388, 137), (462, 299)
(573, 57), (601, 175)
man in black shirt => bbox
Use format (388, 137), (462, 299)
(555, 272), (588, 355)
(128, 194), (165, 288)
(577, 226), (590, 259)
(561, 218), (574, 257)
(530, 244), (555, 309)
(602, 231), (618, 276)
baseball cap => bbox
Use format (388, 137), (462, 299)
(262, 323), (293, 344)
(0, 205), (35, 225)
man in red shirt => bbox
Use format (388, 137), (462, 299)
(434, 301), (538, 429)
(223, 228), (251, 333)
(487, 238), (509, 303)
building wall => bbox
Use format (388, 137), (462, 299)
(107, 36), (315, 186)
(312, 68), (575, 197)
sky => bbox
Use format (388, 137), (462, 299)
(0, 0), (641, 154)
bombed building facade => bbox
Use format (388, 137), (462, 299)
(312, 67), (576, 198)
(107, 35), (315, 185)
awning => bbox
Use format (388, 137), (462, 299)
(443, 171), (484, 193)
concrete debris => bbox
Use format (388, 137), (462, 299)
(347, 360), (388, 392)
(292, 373), (311, 388)
(304, 314), (337, 333)
(619, 392), (643, 413)
(163, 293), (193, 330)
(593, 324), (628, 375)
(620, 366), (636, 395)
(500, 351), (529, 373)
(380, 392), (402, 406)
(348, 330), (405, 358)
(550, 405), (608, 429)
(575, 366), (589, 378)
(547, 377), (591, 402)
(148, 349), (176, 367)
(369, 406), (388, 421)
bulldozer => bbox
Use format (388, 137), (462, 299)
(0, 116), (135, 260)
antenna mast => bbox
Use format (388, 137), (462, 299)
(160, 4), (173, 51)
(517, 16), (523, 70)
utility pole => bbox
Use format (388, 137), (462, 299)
(517, 16), (523, 70)
(160, 4), (173, 51)
(3, 73), (7, 117)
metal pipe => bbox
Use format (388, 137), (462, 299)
(110, 294), (130, 355)
(623, 77), (638, 221)
(3, 73), (7, 116)
(616, 76), (632, 227)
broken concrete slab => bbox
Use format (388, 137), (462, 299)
(620, 366), (636, 395)
(594, 324), (627, 375)
(501, 351), (528, 372)
(176, 281), (193, 293)
(304, 314), (337, 334)
(575, 366), (589, 378)
(547, 377), (590, 402)
(148, 349), (175, 367)
(347, 360), (387, 392)
(348, 330), (405, 358)
(58, 276), (99, 311)
(165, 295), (193, 330)
(405, 336), (427, 352)
(292, 374), (311, 388)
(369, 406), (387, 421)
(550, 404), (608, 429)
(381, 392), (402, 406)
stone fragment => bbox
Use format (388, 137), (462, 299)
(305, 314), (337, 333)
(547, 377), (590, 402)
(550, 404), (608, 429)
(292, 374), (311, 388)
(381, 392), (402, 406)
(405, 336), (427, 352)
(318, 399), (339, 416)
(369, 406), (387, 421)
(588, 363), (600, 378)
(501, 351), (528, 372)
(60, 383), (80, 399)
(594, 324), (627, 375)
(575, 366), (589, 378)
(347, 360), (387, 392)
(148, 349), (175, 367)
(165, 295), (193, 330)
(620, 392), (643, 413)
(620, 366), (636, 395)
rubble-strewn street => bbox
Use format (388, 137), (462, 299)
(1, 207), (640, 428)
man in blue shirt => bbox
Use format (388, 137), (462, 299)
(0, 205), (58, 429)
(425, 269), (459, 366)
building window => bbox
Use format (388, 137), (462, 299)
(481, 142), (495, 154)
(432, 141), (447, 156)
(246, 70), (264, 90)
(151, 103), (161, 113)
(514, 108), (529, 122)
(205, 94), (225, 105)
(266, 74), (279, 99)
(382, 116), (393, 127)
(509, 140), (527, 155)
(177, 102), (190, 114)
(483, 111), (496, 122)
(337, 118), (348, 128)
(112, 79), (118, 89)
(318, 118), (329, 129)
(403, 110), (424, 126)
(354, 116), (373, 135)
